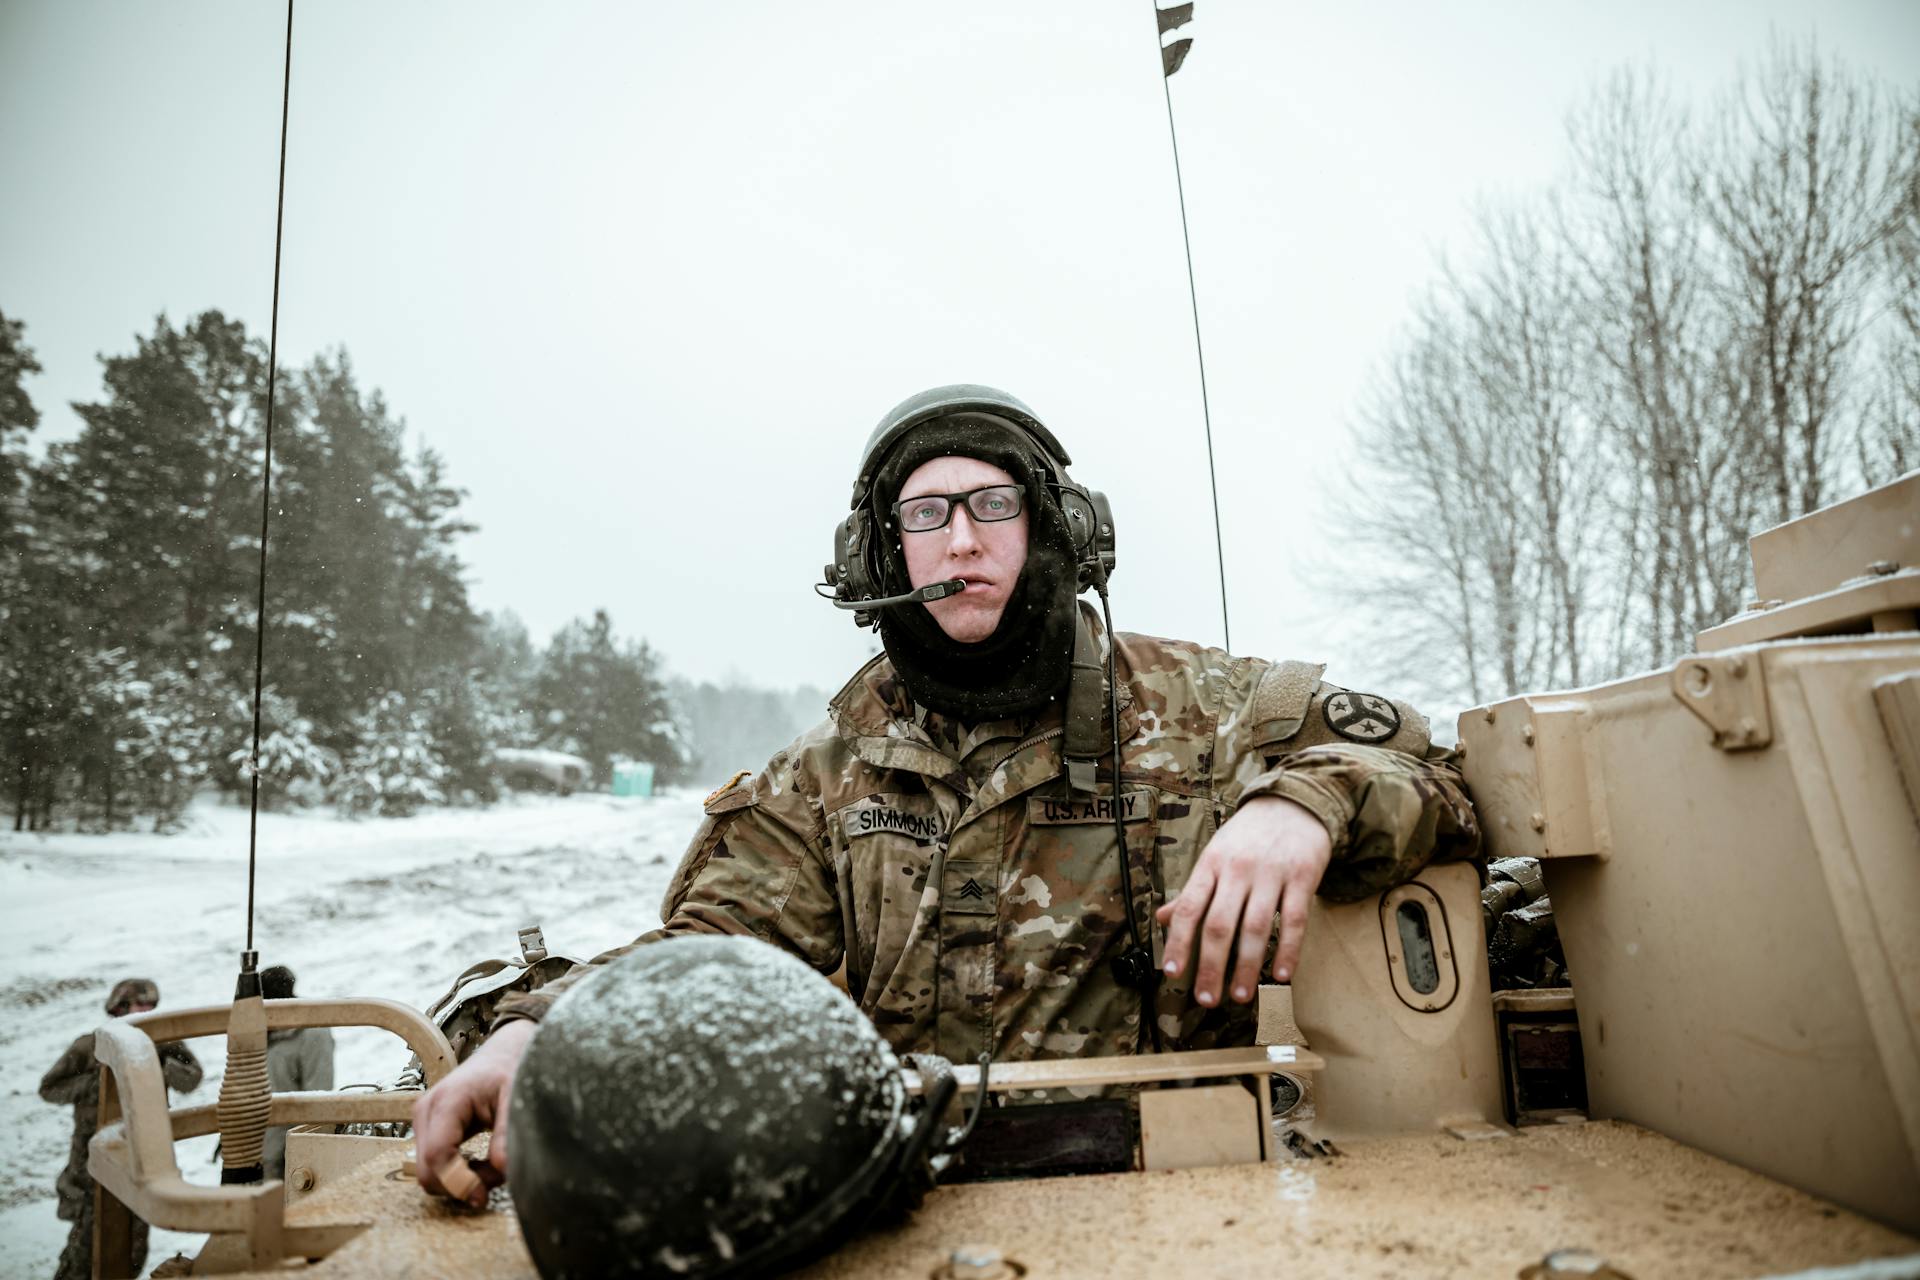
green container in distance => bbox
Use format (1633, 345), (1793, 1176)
(612, 761), (656, 798)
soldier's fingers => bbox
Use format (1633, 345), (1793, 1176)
(1155, 854), (1215, 924)
(1157, 859), (1217, 980)
(409, 1094), (439, 1194)
(435, 1153), (489, 1208)
(415, 1077), (491, 1200)
(488, 1075), (514, 1179)
(1271, 872), (1315, 982)
(412, 1089), (465, 1197)
(1230, 869), (1284, 1004)
(469, 1155), (505, 1204)
(1193, 869), (1250, 1008)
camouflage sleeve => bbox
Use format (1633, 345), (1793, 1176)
(1248, 743), (1480, 903)
(160, 1041), (205, 1094)
(1218, 659), (1481, 904)
(494, 758), (840, 1026)
(38, 1034), (96, 1104)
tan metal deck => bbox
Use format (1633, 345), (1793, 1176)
(237, 1120), (1916, 1279)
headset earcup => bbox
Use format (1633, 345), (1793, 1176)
(832, 513), (875, 600)
(1057, 484), (1117, 590)
(829, 509), (893, 628)
(1088, 489), (1117, 579)
(1057, 487), (1096, 553)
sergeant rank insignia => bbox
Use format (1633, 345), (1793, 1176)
(1323, 690), (1401, 744)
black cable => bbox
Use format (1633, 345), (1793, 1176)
(1096, 573), (1164, 1056)
(1151, 4), (1231, 652)
(937, 1053), (994, 1154)
(1099, 586), (1142, 956)
(244, 0), (295, 954)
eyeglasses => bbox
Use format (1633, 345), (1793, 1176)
(893, 485), (1026, 533)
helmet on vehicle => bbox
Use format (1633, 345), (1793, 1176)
(509, 936), (943, 1280)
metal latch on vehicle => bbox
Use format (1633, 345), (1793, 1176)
(1671, 652), (1772, 751)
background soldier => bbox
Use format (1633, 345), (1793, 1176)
(260, 965), (334, 1180)
(39, 977), (202, 1280)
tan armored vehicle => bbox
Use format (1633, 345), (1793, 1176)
(84, 473), (1920, 1278)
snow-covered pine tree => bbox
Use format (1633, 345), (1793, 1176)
(531, 610), (688, 789)
(14, 314), (496, 824)
(332, 691), (449, 818)
(222, 687), (339, 809)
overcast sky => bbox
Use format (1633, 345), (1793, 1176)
(4, 1), (1916, 699)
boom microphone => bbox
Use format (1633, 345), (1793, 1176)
(832, 578), (967, 610)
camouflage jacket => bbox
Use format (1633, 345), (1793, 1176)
(41, 1029), (202, 1211)
(499, 607), (1480, 1065)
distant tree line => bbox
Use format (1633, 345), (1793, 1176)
(1343, 41), (1919, 707)
(670, 678), (831, 789)
(1, 309), (687, 830)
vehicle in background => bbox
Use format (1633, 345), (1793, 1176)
(490, 749), (590, 796)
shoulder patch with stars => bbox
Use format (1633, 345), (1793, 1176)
(1322, 690), (1402, 744)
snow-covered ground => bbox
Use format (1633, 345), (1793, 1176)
(0, 791), (697, 1278)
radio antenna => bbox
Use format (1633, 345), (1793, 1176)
(217, 0), (296, 1188)
(1150, 2), (1230, 650)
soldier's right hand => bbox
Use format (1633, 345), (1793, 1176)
(412, 1017), (538, 1207)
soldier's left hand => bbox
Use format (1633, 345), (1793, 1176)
(1155, 795), (1332, 1008)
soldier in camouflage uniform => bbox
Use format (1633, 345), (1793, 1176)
(416, 385), (1479, 1204)
(39, 978), (203, 1280)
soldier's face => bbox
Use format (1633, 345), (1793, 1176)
(898, 455), (1030, 644)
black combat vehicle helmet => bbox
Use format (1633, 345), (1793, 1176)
(508, 936), (928, 1280)
(850, 384), (1074, 509)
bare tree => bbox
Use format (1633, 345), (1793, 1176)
(1565, 68), (1752, 670)
(1858, 96), (1920, 486)
(1341, 210), (1602, 707)
(1453, 208), (1607, 689)
(1334, 45), (1915, 709)
(1694, 37), (1914, 523)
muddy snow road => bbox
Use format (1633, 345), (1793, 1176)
(0, 792), (697, 1277)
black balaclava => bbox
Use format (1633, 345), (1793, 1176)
(869, 412), (1080, 720)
